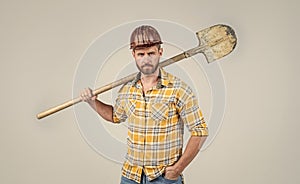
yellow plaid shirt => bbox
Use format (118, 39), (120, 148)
(113, 69), (208, 183)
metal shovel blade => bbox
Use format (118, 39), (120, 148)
(196, 24), (237, 63)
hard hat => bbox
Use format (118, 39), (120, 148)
(130, 25), (163, 49)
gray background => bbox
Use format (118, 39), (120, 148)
(0, 0), (299, 183)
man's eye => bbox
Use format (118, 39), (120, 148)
(138, 53), (144, 56)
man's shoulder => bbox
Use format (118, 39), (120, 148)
(163, 70), (190, 90)
(162, 71), (195, 101)
(118, 81), (134, 94)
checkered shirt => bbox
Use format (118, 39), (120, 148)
(113, 68), (208, 183)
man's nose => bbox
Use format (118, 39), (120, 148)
(142, 55), (151, 63)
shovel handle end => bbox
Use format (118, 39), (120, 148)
(36, 97), (81, 120)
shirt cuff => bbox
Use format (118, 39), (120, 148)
(191, 125), (209, 137)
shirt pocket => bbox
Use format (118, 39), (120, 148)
(151, 101), (170, 122)
(125, 99), (136, 118)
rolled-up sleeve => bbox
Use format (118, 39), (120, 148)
(112, 86), (128, 123)
(113, 99), (125, 123)
(178, 90), (208, 137)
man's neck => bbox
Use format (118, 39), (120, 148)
(140, 69), (159, 92)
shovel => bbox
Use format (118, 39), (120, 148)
(36, 24), (237, 119)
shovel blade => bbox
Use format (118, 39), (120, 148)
(197, 24), (237, 63)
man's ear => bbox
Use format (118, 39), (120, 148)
(159, 48), (163, 56)
(132, 50), (135, 57)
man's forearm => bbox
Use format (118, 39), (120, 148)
(88, 99), (114, 122)
(166, 136), (207, 178)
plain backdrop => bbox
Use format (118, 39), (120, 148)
(0, 0), (299, 183)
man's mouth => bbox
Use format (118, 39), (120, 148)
(142, 64), (153, 68)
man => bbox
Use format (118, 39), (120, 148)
(80, 25), (208, 184)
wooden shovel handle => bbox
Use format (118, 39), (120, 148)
(36, 97), (81, 119)
(36, 24), (237, 120)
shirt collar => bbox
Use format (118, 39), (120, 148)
(132, 68), (172, 89)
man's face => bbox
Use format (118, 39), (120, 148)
(132, 45), (163, 75)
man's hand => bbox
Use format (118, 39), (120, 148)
(164, 165), (181, 180)
(80, 88), (97, 103)
(79, 88), (113, 122)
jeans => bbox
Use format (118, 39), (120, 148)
(120, 173), (182, 184)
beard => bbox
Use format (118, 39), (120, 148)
(136, 60), (159, 75)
